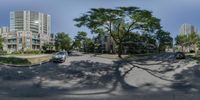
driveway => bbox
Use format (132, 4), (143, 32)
(0, 53), (200, 100)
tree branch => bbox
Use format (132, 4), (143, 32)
(126, 21), (135, 34)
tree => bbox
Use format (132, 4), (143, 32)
(175, 32), (200, 52)
(42, 43), (54, 51)
(175, 34), (187, 52)
(187, 32), (199, 52)
(42, 43), (49, 51)
(156, 30), (173, 52)
(72, 40), (81, 50)
(74, 7), (161, 57)
(55, 32), (71, 51)
(85, 38), (95, 53)
(0, 35), (4, 50)
(74, 31), (88, 52)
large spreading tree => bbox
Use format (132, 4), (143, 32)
(74, 7), (161, 57)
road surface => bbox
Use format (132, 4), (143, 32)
(0, 53), (200, 100)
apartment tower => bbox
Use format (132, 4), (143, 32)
(179, 24), (197, 35)
(6, 10), (51, 51)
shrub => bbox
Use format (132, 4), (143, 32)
(12, 51), (22, 54)
(0, 51), (7, 55)
(197, 50), (200, 55)
(43, 50), (56, 54)
(190, 50), (195, 53)
(24, 50), (41, 54)
(33, 50), (41, 54)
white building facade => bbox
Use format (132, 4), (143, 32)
(0, 10), (52, 52)
(179, 24), (198, 35)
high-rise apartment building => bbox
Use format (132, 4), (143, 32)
(10, 11), (51, 34)
(179, 24), (198, 35)
(0, 26), (9, 34)
(1, 11), (52, 52)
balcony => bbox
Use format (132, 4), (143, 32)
(32, 42), (40, 45)
(32, 37), (40, 40)
(7, 37), (17, 39)
(7, 42), (17, 45)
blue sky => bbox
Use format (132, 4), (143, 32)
(0, 0), (200, 39)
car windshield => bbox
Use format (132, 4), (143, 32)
(56, 52), (65, 55)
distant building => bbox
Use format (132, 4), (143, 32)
(179, 24), (198, 35)
(0, 10), (52, 52)
(95, 34), (116, 53)
(0, 26), (9, 34)
(49, 33), (55, 45)
(10, 11), (51, 34)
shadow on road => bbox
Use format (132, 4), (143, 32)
(0, 53), (200, 99)
(0, 60), (136, 98)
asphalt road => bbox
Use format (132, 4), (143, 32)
(0, 53), (200, 100)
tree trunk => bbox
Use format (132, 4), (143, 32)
(118, 42), (123, 58)
(181, 45), (184, 52)
(114, 61), (136, 90)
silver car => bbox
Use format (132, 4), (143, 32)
(52, 51), (67, 62)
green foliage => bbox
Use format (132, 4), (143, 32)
(175, 34), (187, 46)
(188, 32), (199, 44)
(42, 43), (54, 51)
(55, 32), (72, 51)
(85, 38), (95, 53)
(73, 31), (88, 50)
(11, 51), (23, 54)
(122, 32), (157, 54)
(176, 32), (200, 52)
(156, 30), (173, 51)
(197, 50), (200, 55)
(74, 6), (161, 57)
(24, 49), (41, 54)
(72, 40), (81, 49)
(0, 51), (7, 55)
(11, 49), (41, 54)
(0, 57), (31, 65)
(0, 35), (4, 50)
(75, 31), (87, 41)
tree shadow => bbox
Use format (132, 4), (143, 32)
(0, 53), (199, 99)
(170, 65), (200, 93)
(0, 59), (137, 98)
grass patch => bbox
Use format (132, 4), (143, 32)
(0, 55), (52, 66)
(0, 57), (31, 65)
(188, 55), (200, 62)
(27, 56), (52, 64)
(4, 54), (43, 56)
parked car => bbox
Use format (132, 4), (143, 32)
(69, 51), (82, 56)
(52, 51), (67, 62)
(175, 52), (185, 59)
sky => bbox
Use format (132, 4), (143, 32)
(1, 0), (200, 39)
